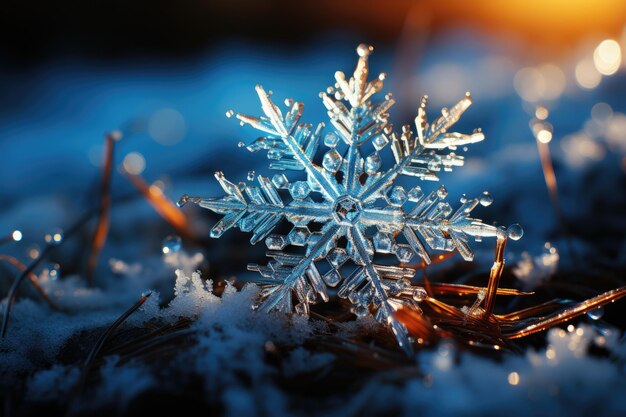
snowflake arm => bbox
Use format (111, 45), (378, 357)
(250, 222), (342, 314)
(186, 172), (333, 243)
(348, 225), (414, 355)
(237, 86), (343, 201)
(359, 94), (485, 204)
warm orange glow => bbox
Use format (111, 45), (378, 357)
(406, 0), (626, 53)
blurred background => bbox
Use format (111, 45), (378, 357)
(1, 0), (626, 286)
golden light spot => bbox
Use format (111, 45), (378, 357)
(535, 105), (549, 120)
(122, 152), (146, 175)
(508, 372), (520, 386)
(594, 39), (621, 75)
(537, 130), (553, 144)
(575, 59), (602, 89)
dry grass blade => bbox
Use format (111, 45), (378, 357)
(483, 232), (507, 315)
(102, 318), (193, 358)
(86, 132), (117, 285)
(427, 282), (532, 298)
(0, 255), (60, 311)
(78, 291), (152, 390)
(503, 286), (626, 339)
(496, 299), (573, 321)
(393, 307), (440, 345)
(311, 335), (411, 369)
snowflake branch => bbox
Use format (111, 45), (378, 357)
(237, 86), (342, 201)
(359, 94), (484, 203)
(348, 226), (413, 355)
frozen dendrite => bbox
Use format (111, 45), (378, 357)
(180, 44), (518, 354)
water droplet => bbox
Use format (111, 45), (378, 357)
(43, 263), (60, 280)
(479, 191), (493, 207)
(356, 43), (373, 57)
(225, 109), (234, 118)
(237, 141), (245, 148)
(412, 287), (427, 302)
(284, 98), (294, 107)
(247, 171), (255, 181)
(11, 230), (22, 242)
(587, 307), (604, 321)
(459, 194), (467, 203)
(507, 224), (524, 241)
(177, 195), (190, 207)
(44, 229), (64, 245)
(27, 245), (40, 259)
(162, 235), (182, 254)
(436, 185), (448, 199)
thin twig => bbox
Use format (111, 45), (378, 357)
(78, 292), (152, 389)
(124, 172), (194, 240)
(504, 286), (626, 339)
(0, 255), (61, 311)
(86, 132), (117, 285)
(483, 232), (507, 315)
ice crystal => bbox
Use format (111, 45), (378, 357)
(181, 44), (510, 354)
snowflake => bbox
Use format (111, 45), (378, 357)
(180, 44), (512, 354)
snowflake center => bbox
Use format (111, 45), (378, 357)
(332, 195), (363, 225)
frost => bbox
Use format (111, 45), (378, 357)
(166, 269), (220, 320)
(182, 44), (510, 353)
(513, 243), (559, 289)
(281, 347), (334, 378)
(74, 356), (156, 413)
(26, 365), (80, 401)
